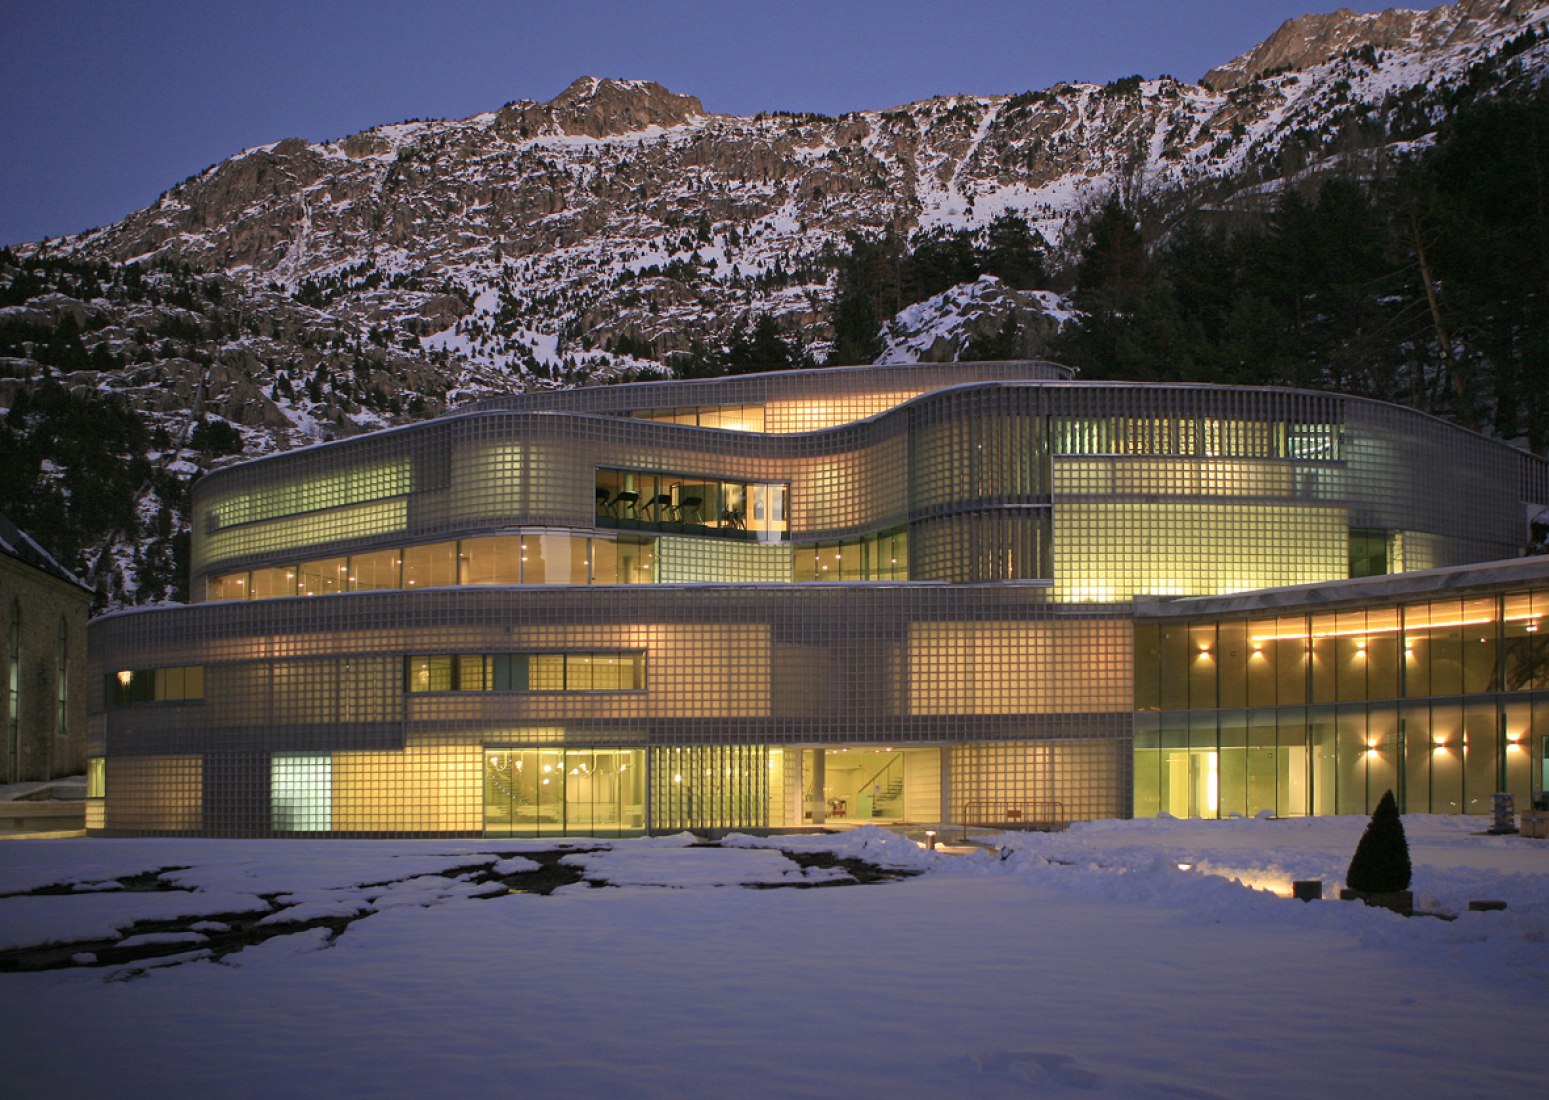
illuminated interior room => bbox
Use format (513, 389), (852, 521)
(85, 361), (1549, 835)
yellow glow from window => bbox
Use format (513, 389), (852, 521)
(200, 498), (408, 568)
(1055, 502), (1346, 602)
(1064, 584), (1118, 603)
(210, 458), (412, 529)
(1249, 609), (1529, 645)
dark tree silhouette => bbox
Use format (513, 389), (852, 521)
(1346, 789), (1412, 893)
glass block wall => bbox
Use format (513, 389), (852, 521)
(88, 362), (1549, 834)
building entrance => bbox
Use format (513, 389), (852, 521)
(803, 747), (942, 825)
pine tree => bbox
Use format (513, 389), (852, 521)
(1345, 789), (1412, 893)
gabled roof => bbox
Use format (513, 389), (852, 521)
(0, 512), (90, 592)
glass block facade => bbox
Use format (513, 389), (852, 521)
(86, 361), (1549, 834)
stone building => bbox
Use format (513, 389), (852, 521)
(1, 513), (91, 784)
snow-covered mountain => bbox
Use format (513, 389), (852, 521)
(41, 2), (1549, 378)
(3, 0), (1546, 605)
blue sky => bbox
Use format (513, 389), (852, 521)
(0, 0), (1451, 246)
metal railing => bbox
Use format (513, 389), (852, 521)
(959, 799), (1066, 836)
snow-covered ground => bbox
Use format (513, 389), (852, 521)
(1, 816), (1545, 1098)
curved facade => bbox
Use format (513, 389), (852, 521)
(87, 361), (1549, 835)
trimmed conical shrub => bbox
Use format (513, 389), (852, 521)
(1346, 789), (1412, 893)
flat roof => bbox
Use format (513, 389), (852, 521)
(1135, 555), (1549, 619)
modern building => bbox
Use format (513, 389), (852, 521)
(85, 362), (1549, 835)
(2, 512), (91, 785)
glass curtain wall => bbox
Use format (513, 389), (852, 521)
(210, 533), (656, 599)
(1136, 588), (1549, 817)
(483, 747), (645, 836)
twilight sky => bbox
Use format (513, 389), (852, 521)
(0, 0), (1452, 246)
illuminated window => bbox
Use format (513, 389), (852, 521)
(793, 528), (909, 582)
(597, 468), (788, 542)
(55, 617), (67, 739)
(208, 459), (412, 530)
(271, 754), (331, 831)
(109, 666), (205, 705)
(404, 652), (646, 693)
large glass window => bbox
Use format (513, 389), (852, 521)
(297, 556), (350, 596)
(403, 542), (457, 589)
(350, 548), (402, 590)
(597, 467), (788, 542)
(210, 533), (657, 600)
(792, 529), (908, 582)
(406, 652), (646, 693)
(484, 746), (646, 836)
(249, 566), (296, 599)
(1504, 590), (1549, 690)
(109, 666), (205, 705)
(523, 534), (588, 585)
(633, 405), (767, 433)
(461, 537), (522, 586)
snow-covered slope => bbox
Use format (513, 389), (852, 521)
(875, 277), (1076, 365)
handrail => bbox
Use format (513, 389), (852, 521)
(959, 799), (1066, 838)
(858, 752), (904, 794)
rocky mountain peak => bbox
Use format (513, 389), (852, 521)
(494, 76), (707, 139)
(1201, 0), (1539, 90)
